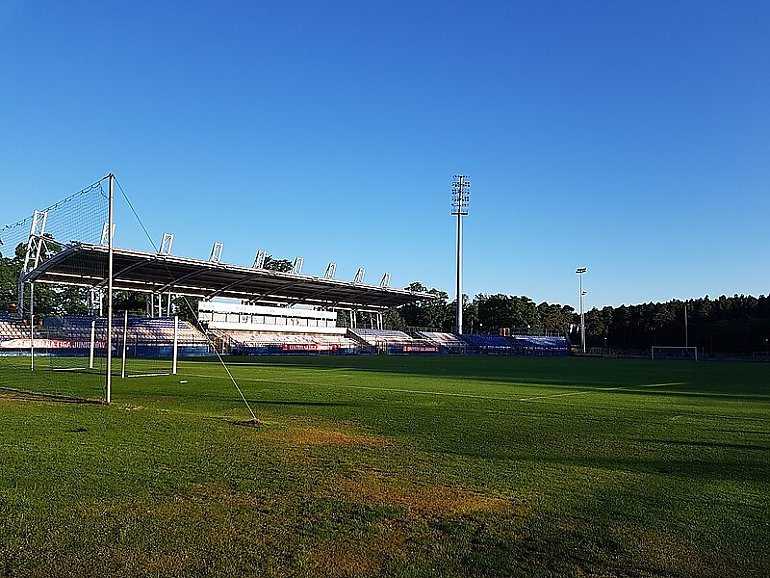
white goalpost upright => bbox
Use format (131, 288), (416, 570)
(172, 316), (179, 376)
(89, 319), (96, 370)
(106, 173), (115, 403)
(651, 346), (698, 361)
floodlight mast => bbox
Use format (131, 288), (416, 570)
(106, 174), (114, 404)
(576, 267), (587, 354)
(452, 175), (470, 335)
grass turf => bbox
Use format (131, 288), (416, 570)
(0, 355), (768, 577)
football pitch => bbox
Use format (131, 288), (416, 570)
(1, 355), (768, 577)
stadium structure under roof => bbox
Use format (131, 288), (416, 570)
(21, 243), (433, 309)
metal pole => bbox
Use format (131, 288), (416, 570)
(581, 299), (586, 354)
(456, 205), (463, 334)
(579, 274), (584, 353)
(172, 315), (179, 375)
(29, 283), (34, 371)
(121, 310), (128, 379)
(89, 319), (96, 369)
(576, 267), (587, 354)
(106, 173), (114, 403)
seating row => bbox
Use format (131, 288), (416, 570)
(38, 316), (208, 345)
(220, 330), (359, 349)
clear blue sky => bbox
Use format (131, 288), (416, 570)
(1, 0), (768, 309)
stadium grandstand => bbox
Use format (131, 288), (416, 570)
(1, 174), (570, 365)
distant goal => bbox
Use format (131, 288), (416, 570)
(651, 346), (698, 361)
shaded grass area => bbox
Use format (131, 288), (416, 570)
(1, 355), (769, 577)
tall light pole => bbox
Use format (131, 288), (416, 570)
(576, 267), (587, 353)
(452, 175), (470, 335)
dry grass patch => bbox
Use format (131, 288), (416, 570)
(264, 417), (396, 448)
(337, 475), (517, 517)
(310, 537), (384, 577)
(280, 427), (393, 447)
(617, 526), (714, 577)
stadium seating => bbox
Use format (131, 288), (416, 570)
(459, 333), (570, 356)
(0, 313), (28, 341)
(415, 331), (467, 353)
(461, 334), (515, 354)
(348, 329), (438, 354)
(215, 329), (361, 355)
(349, 329), (414, 345)
(511, 335), (570, 356)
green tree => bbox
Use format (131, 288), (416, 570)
(383, 307), (407, 331)
(477, 294), (514, 333)
(0, 243), (25, 310)
(263, 255), (293, 272)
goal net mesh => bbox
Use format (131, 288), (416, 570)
(0, 180), (109, 400)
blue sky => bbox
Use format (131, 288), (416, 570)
(1, 1), (768, 309)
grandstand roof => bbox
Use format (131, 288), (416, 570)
(21, 243), (433, 309)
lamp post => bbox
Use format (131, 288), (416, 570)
(576, 267), (587, 354)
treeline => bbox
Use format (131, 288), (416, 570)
(386, 283), (770, 354)
(576, 295), (770, 354)
(384, 283), (574, 336)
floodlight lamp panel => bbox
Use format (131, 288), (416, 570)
(209, 242), (224, 263)
(324, 262), (336, 279)
(253, 249), (267, 269)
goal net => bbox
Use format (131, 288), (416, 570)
(651, 346), (698, 361)
(0, 179), (110, 400)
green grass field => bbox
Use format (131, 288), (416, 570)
(1, 355), (768, 577)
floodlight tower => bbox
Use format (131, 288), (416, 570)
(576, 267), (587, 353)
(452, 175), (470, 334)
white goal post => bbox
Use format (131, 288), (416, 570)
(651, 346), (698, 361)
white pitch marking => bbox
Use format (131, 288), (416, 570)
(519, 382), (685, 402)
(343, 384), (516, 402)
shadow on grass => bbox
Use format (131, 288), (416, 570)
(528, 455), (770, 484)
(635, 438), (770, 452)
(195, 356), (638, 388)
(192, 355), (770, 396)
(0, 387), (104, 405)
(609, 387), (770, 402)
